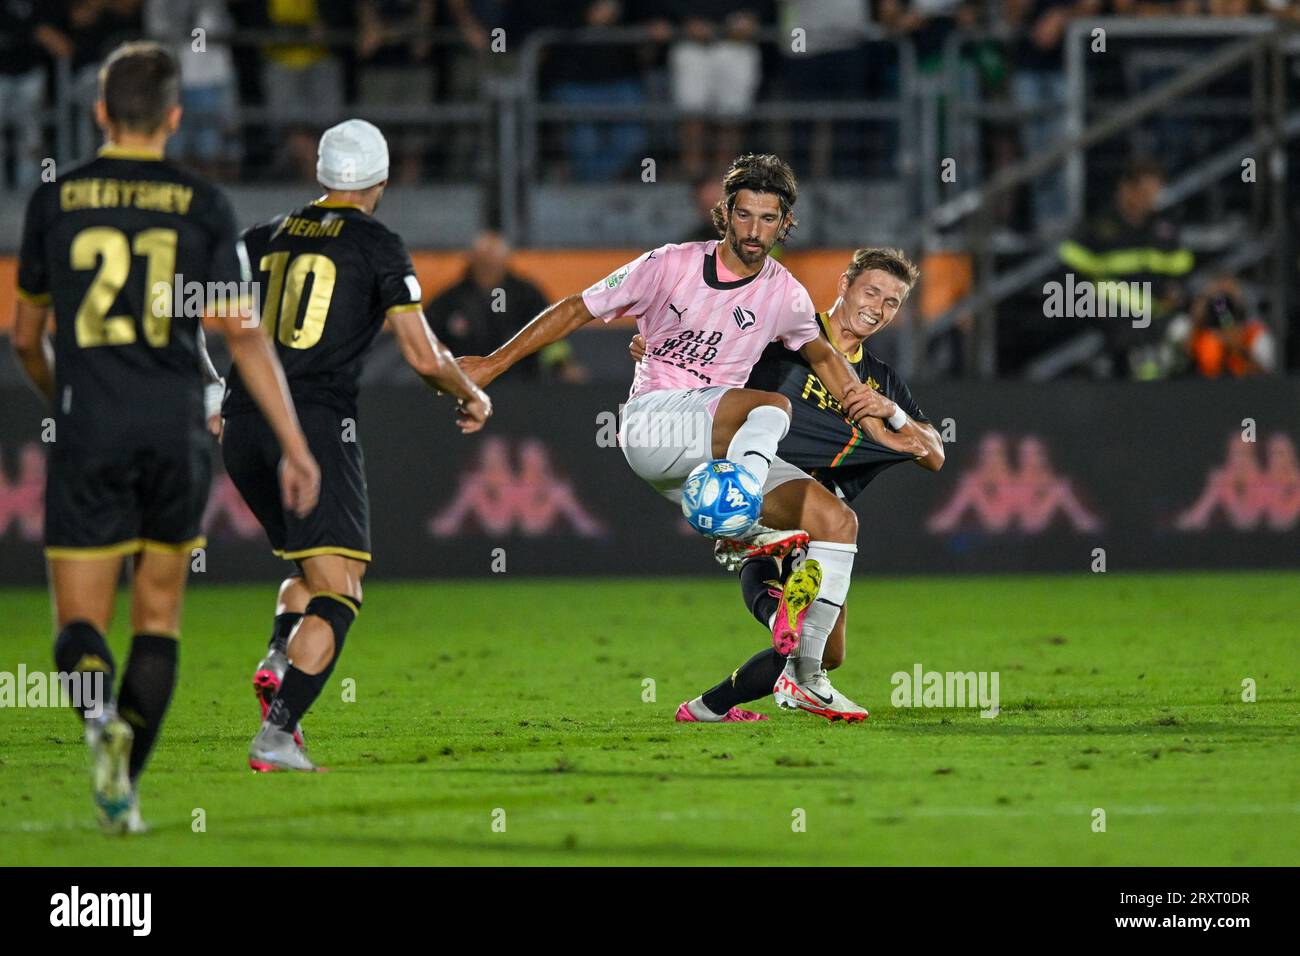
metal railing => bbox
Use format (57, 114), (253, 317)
(915, 16), (1296, 378)
(2, 18), (1296, 377)
(512, 26), (919, 243)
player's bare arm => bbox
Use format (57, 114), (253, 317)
(896, 418), (944, 471)
(628, 335), (928, 461)
(387, 306), (492, 433)
(799, 335), (885, 426)
(217, 309), (321, 517)
(460, 292), (597, 387)
(11, 298), (55, 403)
(858, 414), (930, 459)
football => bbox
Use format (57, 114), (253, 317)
(680, 459), (763, 538)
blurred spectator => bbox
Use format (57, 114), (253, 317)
(879, 1), (975, 70)
(0, 0), (58, 187)
(1058, 157), (1194, 379)
(1005, 0), (1100, 233)
(1185, 277), (1276, 378)
(355, 0), (435, 184)
(544, 0), (648, 181)
(681, 174), (724, 242)
(666, 2), (767, 180)
(425, 231), (588, 382)
(439, 0), (550, 178)
(146, 0), (240, 177)
(777, 0), (873, 178)
(261, 0), (347, 181)
(50, 0), (145, 157)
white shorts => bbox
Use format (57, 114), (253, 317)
(619, 386), (812, 504)
(669, 41), (761, 117)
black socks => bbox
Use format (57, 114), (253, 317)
(268, 594), (359, 734)
(269, 611), (302, 655)
(53, 621), (116, 722)
(116, 634), (179, 780)
(701, 647), (788, 714)
(740, 555), (783, 628)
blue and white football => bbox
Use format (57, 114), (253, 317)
(680, 459), (763, 538)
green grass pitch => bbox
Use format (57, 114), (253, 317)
(1, 572), (1297, 866)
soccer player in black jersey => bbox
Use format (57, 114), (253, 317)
(12, 42), (320, 831)
(634, 248), (945, 722)
(220, 119), (493, 772)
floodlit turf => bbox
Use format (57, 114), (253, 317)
(1, 572), (1297, 866)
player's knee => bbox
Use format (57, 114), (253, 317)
(762, 393), (793, 420)
(301, 560), (364, 601)
(811, 499), (858, 544)
(131, 607), (182, 637)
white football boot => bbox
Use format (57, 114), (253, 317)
(773, 662), (869, 723)
(87, 710), (137, 832)
(249, 722), (320, 772)
(713, 525), (810, 572)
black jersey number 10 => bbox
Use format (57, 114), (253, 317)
(258, 251), (338, 350)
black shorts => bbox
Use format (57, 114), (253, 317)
(44, 435), (213, 559)
(221, 403), (371, 563)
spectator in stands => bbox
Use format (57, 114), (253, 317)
(50, 0), (145, 158)
(425, 231), (587, 382)
(146, 0), (240, 177)
(439, 0), (550, 178)
(544, 0), (648, 182)
(681, 174), (725, 242)
(1059, 157), (1195, 379)
(356, 0), (435, 184)
(777, 0), (873, 179)
(1005, 0), (1100, 234)
(666, 2), (767, 180)
(260, 0), (348, 181)
(0, 1), (58, 187)
(879, 1), (976, 71)
(1186, 276), (1276, 378)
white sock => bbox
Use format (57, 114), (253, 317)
(792, 540), (856, 680)
(725, 405), (790, 487)
(687, 696), (723, 721)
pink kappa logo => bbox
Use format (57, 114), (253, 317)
(0, 443), (45, 542)
(928, 434), (1101, 534)
(1175, 434), (1300, 531)
(429, 437), (606, 538)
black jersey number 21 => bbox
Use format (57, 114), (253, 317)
(70, 226), (178, 348)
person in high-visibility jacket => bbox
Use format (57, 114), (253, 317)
(1058, 157), (1194, 379)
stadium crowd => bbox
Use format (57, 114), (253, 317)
(1, 1), (1295, 185)
(0, 1), (1292, 379)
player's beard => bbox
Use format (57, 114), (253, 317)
(730, 233), (770, 268)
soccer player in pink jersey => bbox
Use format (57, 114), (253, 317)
(460, 154), (903, 719)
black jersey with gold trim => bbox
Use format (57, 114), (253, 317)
(16, 146), (244, 448)
(745, 312), (929, 500)
(223, 200), (422, 418)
